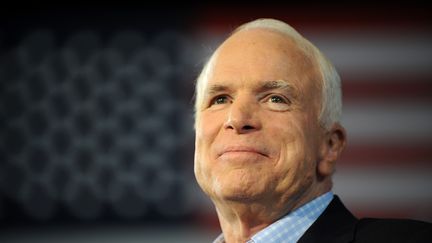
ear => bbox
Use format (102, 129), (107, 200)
(317, 123), (347, 178)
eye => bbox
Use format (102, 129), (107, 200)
(269, 95), (286, 103)
(211, 95), (229, 105)
(263, 94), (291, 111)
(267, 95), (290, 104)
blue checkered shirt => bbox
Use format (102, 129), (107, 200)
(212, 191), (333, 243)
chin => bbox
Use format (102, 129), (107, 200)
(218, 191), (265, 203)
(213, 178), (269, 203)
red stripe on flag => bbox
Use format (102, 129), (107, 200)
(340, 144), (432, 167)
(350, 205), (432, 222)
(342, 77), (432, 101)
(195, 5), (432, 34)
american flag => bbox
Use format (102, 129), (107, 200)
(191, 4), (432, 226)
(0, 5), (430, 242)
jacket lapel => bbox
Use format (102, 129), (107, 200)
(298, 195), (358, 243)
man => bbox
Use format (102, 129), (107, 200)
(193, 18), (431, 243)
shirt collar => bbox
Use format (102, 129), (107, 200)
(212, 191), (334, 243)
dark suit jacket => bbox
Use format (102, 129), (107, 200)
(298, 195), (432, 243)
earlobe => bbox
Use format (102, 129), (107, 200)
(317, 123), (347, 177)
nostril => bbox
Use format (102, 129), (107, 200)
(243, 125), (255, 130)
(226, 125), (234, 130)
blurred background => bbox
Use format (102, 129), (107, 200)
(0, 3), (431, 243)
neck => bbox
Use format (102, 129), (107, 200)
(215, 201), (276, 243)
(213, 184), (331, 243)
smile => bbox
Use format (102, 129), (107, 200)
(218, 146), (269, 158)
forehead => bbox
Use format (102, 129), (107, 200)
(208, 28), (319, 91)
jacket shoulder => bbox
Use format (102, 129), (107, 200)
(355, 218), (432, 243)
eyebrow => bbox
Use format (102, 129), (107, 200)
(206, 84), (230, 96)
(258, 80), (296, 96)
(259, 80), (294, 92)
(205, 80), (295, 97)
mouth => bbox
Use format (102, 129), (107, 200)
(218, 146), (269, 158)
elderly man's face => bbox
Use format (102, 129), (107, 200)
(194, 29), (326, 205)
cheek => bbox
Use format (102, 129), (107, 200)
(194, 112), (224, 191)
(273, 146), (316, 198)
(194, 137), (214, 196)
(196, 111), (224, 140)
(267, 113), (305, 159)
(269, 114), (318, 190)
(194, 117), (218, 166)
(194, 133), (212, 177)
(195, 111), (228, 166)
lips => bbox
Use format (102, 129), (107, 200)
(217, 145), (269, 158)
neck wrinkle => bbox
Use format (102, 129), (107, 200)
(216, 205), (270, 243)
(213, 198), (296, 243)
(213, 182), (332, 243)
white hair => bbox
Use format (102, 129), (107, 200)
(194, 18), (342, 130)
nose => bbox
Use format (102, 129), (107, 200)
(223, 96), (261, 133)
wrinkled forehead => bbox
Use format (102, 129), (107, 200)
(219, 28), (313, 61)
(210, 28), (321, 93)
